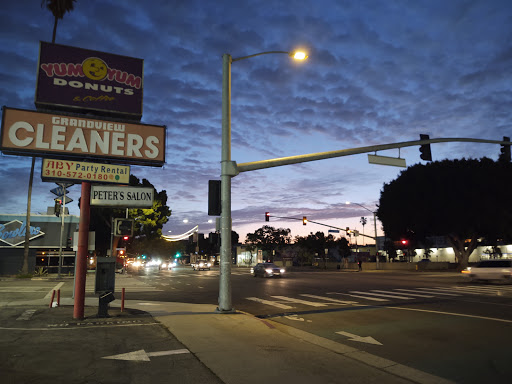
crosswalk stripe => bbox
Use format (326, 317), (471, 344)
(341, 293), (389, 302)
(299, 294), (358, 305)
(414, 288), (460, 296)
(246, 297), (294, 309)
(271, 296), (328, 307)
(450, 286), (511, 295)
(351, 290), (413, 300)
(392, 289), (435, 297)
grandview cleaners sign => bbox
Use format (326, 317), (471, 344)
(90, 186), (154, 208)
(1, 107), (165, 166)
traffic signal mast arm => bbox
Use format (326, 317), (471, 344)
(233, 137), (509, 174)
(265, 214), (375, 239)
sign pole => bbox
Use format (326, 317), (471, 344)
(57, 187), (66, 278)
(74, 182), (90, 320)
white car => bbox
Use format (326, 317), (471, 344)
(461, 259), (512, 283)
(192, 260), (211, 271)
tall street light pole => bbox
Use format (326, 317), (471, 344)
(218, 51), (307, 313)
(346, 201), (379, 270)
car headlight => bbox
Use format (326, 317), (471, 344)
(461, 267), (471, 274)
(161, 263), (167, 268)
(207, 263), (211, 267)
(133, 261), (141, 267)
(265, 268), (273, 274)
(250, 268), (254, 273)
(280, 269), (285, 273)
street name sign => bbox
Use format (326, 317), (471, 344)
(368, 154), (406, 168)
(90, 185), (154, 208)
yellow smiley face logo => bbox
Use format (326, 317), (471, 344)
(82, 57), (108, 81)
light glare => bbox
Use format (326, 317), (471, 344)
(292, 51), (307, 60)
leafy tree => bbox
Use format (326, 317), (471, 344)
(377, 158), (512, 270)
(245, 226), (291, 261)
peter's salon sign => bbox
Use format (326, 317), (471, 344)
(35, 42), (144, 120)
(1, 107), (166, 166)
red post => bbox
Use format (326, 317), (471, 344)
(121, 287), (125, 312)
(57, 289), (61, 307)
(73, 182), (91, 320)
(49, 290), (55, 308)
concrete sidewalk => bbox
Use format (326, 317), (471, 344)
(0, 294), (455, 384)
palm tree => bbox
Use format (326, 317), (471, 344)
(21, 1), (77, 275)
(41, 0), (77, 43)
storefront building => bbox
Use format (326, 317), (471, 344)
(0, 213), (79, 275)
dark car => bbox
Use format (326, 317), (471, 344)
(251, 263), (285, 278)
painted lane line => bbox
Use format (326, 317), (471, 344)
(271, 296), (328, 307)
(245, 297), (294, 309)
(350, 291), (413, 300)
(339, 293), (389, 302)
(414, 288), (460, 296)
(392, 289), (435, 298)
(300, 294), (358, 305)
(44, 282), (65, 299)
(387, 306), (512, 323)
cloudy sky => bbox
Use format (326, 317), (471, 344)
(1, 0), (510, 243)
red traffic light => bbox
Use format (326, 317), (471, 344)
(265, 212), (270, 222)
(123, 236), (129, 240)
(401, 239), (408, 245)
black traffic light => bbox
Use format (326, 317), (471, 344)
(67, 237), (72, 248)
(54, 200), (62, 217)
(208, 180), (221, 216)
(419, 134), (432, 161)
(499, 136), (511, 162)
(302, 216), (307, 225)
(265, 212), (270, 222)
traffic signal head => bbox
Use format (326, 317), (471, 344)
(302, 216), (307, 225)
(419, 134), (432, 161)
(265, 212), (270, 222)
(54, 200), (62, 217)
(401, 239), (408, 246)
(123, 235), (129, 241)
(499, 136), (511, 162)
(176, 252), (181, 258)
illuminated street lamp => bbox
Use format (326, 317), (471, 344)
(219, 50), (307, 312)
(346, 201), (380, 269)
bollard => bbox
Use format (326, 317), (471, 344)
(49, 290), (55, 308)
(57, 289), (61, 307)
(121, 287), (125, 312)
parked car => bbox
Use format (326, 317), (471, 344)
(251, 263), (285, 278)
(192, 260), (211, 271)
(461, 259), (512, 283)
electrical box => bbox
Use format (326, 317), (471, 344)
(95, 257), (116, 294)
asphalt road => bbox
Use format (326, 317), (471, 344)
(122, 265), (512, 383)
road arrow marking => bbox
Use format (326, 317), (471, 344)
(336, 331), (382, 345)
(102, 348), (190, 361)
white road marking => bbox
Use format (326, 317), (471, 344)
(300, 294), (358, 305)
(246, 297), (294, 309)
(271, 296), (328, 307)
(336, 331), (383, 345)
(414, 288), (460, 296)
(44, 282), (65, 299)
(16, 309), (37, 321)
(340, 293), (389, 302)
(350, 291), (412, 300)
(102, 348), (190, 361)
(393, 289), (435, 297)
(387, 306), (512, 323)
